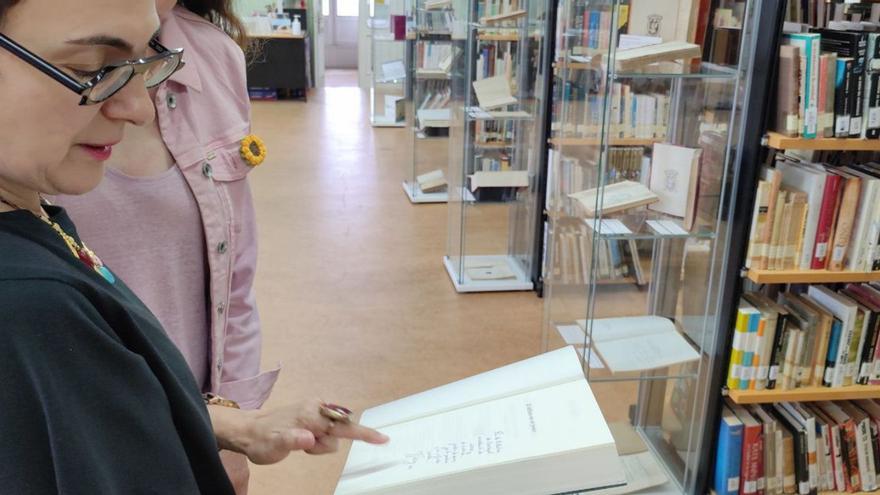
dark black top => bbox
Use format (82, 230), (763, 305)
(0, 206), (234, 494)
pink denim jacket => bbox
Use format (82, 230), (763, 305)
(154, 7), (280, 409)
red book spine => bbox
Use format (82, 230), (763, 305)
(582, 11), (589, 47)
(741, 423), (763, 495)
(811, 173), (843, 269)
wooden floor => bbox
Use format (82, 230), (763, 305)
(246, 71), (545, 494)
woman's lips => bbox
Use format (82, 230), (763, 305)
(79, 144), (113, 161)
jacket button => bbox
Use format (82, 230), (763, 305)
(217, 360), (223, 371)
(217, 302), (225, 315)
(202, 162), (213, 178)
(167, 93), (177, 109)
(218, 241), (228, 254)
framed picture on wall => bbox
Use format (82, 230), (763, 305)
(627, 0), (699, 43)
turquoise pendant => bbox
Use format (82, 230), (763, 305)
(98, 266), (116, 284)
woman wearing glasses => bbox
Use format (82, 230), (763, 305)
(0, 0), (387, 492)
(52, 1), (281, 491)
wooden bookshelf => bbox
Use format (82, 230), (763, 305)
(480, 9), (526, 24)
(727, 385), (880, 404)
(746, 268), (880, 285)
(477, 33), (520, 41)
(765, 131), (880, 151)
(549, 137), (660, 147)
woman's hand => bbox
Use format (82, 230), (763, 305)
(210, 398), (390, 465)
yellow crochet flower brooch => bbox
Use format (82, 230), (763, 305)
(240, 134), (267, 167)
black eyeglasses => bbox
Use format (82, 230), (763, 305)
(0, 34), (184, 106)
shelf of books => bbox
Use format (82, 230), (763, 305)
(370, 0), (410, 128)
(403, 0), (462, 203)
(443, 0), (551, 292)
(541, 0), (757, 492)
(714, 3), (880, 495)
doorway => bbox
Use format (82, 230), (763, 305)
(323, 0), (359, 68)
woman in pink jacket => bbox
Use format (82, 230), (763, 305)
(54, 1), (276, 492)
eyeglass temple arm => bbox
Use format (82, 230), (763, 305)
(0, 34), (85, 94)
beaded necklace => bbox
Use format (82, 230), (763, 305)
(0, 194), (116, 284)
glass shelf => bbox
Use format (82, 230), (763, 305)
(612, 61), (738, 81)
(577, 212), (717, 241)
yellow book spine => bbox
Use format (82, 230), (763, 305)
(728, 307), (748, 390)
(749, 317), (767, 390)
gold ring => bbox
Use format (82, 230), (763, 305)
(320, 403), (353, 423)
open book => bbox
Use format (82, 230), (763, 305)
(472, 75), (517, 109)
(576, 316), (700, 373)
(568, 181), (659, 216)
(334, 347), (626, 495)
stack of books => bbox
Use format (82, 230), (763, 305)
(727, 286), (880, 393)
(745, 157), (880, 273)
(716, 397), (880, 495)
(774, 9), (880, 140)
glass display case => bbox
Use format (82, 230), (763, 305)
(541, 0), (760, 492)
(370, 0), (410, 127)
(402, 0), (462, 202)
(443, 0), (551, 292)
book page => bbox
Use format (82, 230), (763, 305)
(588, 316), (677, 342)
(588, 452), (669, 494)
(472, 76), (517, 109)
(336, 380), (623, 495)
(568, 181), (658, 215)
(593, 332), (700, 373)
(359, 346), (585, 429)
(469, 171), (529, 190)
(648, 143), (700, 218)
(381, 60), (407, 82)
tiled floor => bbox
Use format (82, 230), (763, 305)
(245, 71), (544, 494)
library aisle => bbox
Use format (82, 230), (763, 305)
(245, 71), (543, 494)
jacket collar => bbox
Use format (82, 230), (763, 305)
(160, 6), (203, 92)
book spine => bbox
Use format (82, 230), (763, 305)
(752, 316), (768, 390)
(743, 422), (763, 495)
(768, 314), (789, 389)
(825, 53), (837, 138)
(810, 173), (842, 270)
(716, 417), (744, 495)
(835, 58), (853, 138)
(828, 177), (861, 271)
(807, 35), (821, 138)
(851, 34), (868, 137)
(865, 34), (880, 139)
(742, 311), (761, 390)
(859, 313), (879, 385)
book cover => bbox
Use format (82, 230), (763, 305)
(777, 45), (802, 137)
(777, 160), (828, 270)
(716, 405), (745, 495)
(810, 171), (842, 270)
(784, 33), (821, 138)
(816, 29), (868, 137)
(828, 172), (862, 271)
(835, 58), (854, 138)
(864, 33), (880, 139)
(808, 286), (859, 388)
(730, 399), (763, 495)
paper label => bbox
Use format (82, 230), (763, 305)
(833, 245), (846, 262)
(728, 477), (740, 492)
(786, 115), (800, 134)
(870, 108), (880, 128)
(836, 116), (851, 135)
(861, 363), (871, 379)
(872, 360), (880, 378)
(815, 242), (828, 259)
(731, 364), (742, 380)
(757, 365), (769, 380)
(806, 107), (819, 134)
(851, 116), (864, 135)
(757, 477), (765, 490)
(820, 112), (834, 128)
(743, 367), (755, 381)
(824, 367), (834, 384)
(745, 480), (756, 493)
(769, 366), (779, 381)
(799, 481), (810, 494)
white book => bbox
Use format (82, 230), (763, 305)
(777, 160), (828, 270)
(575, 316), (699, 373)
(787, 403), (819, 492)
(807, 286), (858, 388)
(472, 75), (517, 109)
(842, 167), (880, 271)
(416, 169), (447, 193)
(468, 171), (529, 191)
(336, 347), (626, 495)
(648, 143), (702, 229)
(568, 181), (659, 216)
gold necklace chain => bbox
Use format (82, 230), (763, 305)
(0, 193), (116, 283)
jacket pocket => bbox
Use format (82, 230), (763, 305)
(208, 135), (252, 182)
(218, 365), (281, 410)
